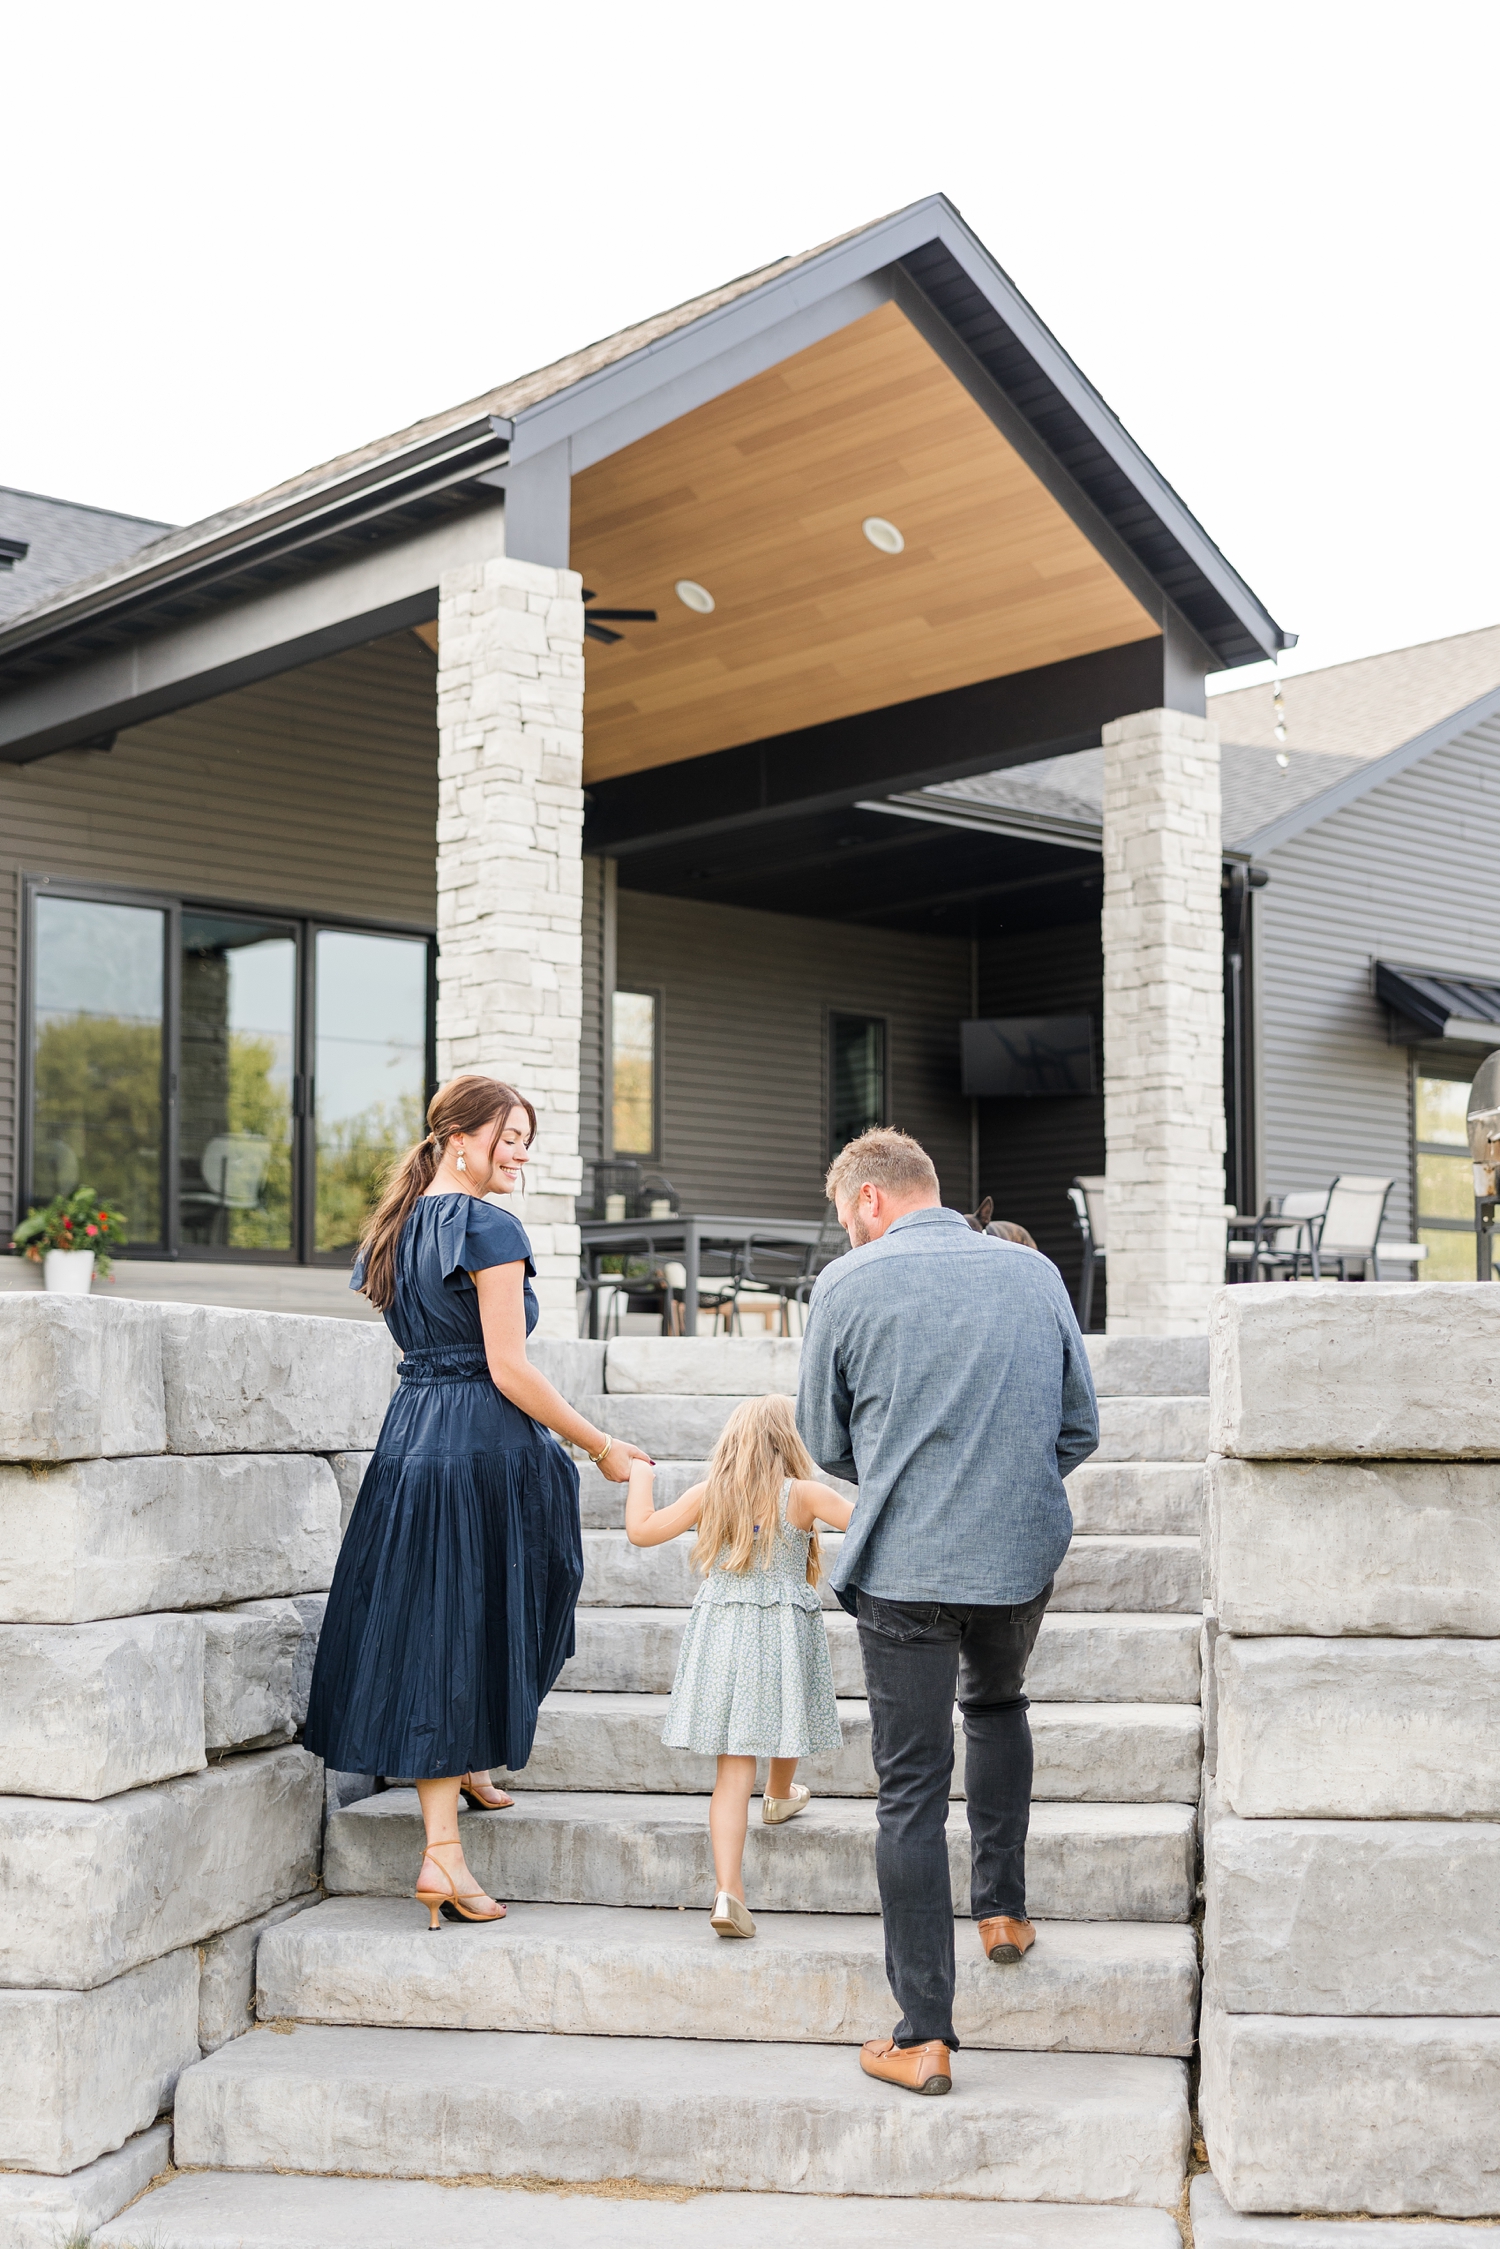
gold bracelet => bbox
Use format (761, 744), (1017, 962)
(588, 1434), (614, 1466)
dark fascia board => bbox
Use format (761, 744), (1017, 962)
(1233, 677), (1500, 859)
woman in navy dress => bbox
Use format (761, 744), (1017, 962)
(305, 1074), (648, 1926)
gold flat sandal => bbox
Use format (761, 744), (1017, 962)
(710, 1890), (756, 1938)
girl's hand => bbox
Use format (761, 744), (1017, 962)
(597, 1438), (653, 1485)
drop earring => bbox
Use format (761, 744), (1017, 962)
(455, 1149), (467, 1173)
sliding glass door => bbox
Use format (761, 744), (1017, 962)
(313, 929), (430, 1254)
(179, 913), (297, 1251)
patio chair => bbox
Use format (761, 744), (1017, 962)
(1069, 1176), (1107, 1331)
(786, 1204), (849, 1319)
(1309, 1175), (1394, 1279)
(1227, 1189), (1328, 1280)
(660, 1251), (741, 1337)
(728, 1234), (816, 1336)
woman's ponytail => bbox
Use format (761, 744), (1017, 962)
(356, 1076), (536, 1311)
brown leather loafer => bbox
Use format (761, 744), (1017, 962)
(859, 2037), (952, 2095)
(979, 1914), (1036, 1964)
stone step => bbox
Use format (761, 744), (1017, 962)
(576, 1392), (1209, 1463)
(0, 2121), (171, 2249)
(560, 1608), (1201, 1702)
(257, 1896), (1198, 2056)
(592, 1332), (1207, 1402)
(481, 1691), (1202, 1802)
(1189, 2171), (1481, 2246)
(578, 1528), (1201, 1614)
(0, 1615), (205, 1799)
(326, 1789), (1198, 1923)
(172, 2022), (1190, 2205)
(0, 1948), (199, 2175)
(96, 2170), (1184, 2248)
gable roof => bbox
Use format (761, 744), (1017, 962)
(1208, 620), (1500, 759)
(0, 486), (170, 628)
(0, 195), (1288, 691)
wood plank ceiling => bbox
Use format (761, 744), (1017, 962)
(570, 299), (1158, 786)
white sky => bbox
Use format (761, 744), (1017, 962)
(6, 0), (1497, 690)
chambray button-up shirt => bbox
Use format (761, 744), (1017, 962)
(796, 1204), (1099, 1611)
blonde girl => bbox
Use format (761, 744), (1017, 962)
(624, 1394), (854, 1937)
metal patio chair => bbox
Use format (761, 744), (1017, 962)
(786, 1204), (849, 1321)
(1309, 1175), (1395, 1279)
(1069, 1175), (1107, 1331)
(728, 1234), (815, 1335)
(1228, 1189), (1329, 1280)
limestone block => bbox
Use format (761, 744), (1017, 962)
(325, 1789), (1199, 1923)
(0, 1453), (340, 1622)
(258, 1896), (1197, 2056)
(203, 1601), (304, 1752)
(576, 1456), (709, 1526)
(0, 2120), (171, 2249)
(1217, 1635), (1500, 1819)
(0, 1947), (199, 2173)
(1051, 1535), (1201, 1614)
(1206, 1797), (1500, 2016)
(1092, 1397), (1209, 1462)
(1190, 2171), (1480, 2246)
(175, 2022), (1190, 2205)
(604, 1335), (803, 1395)
(0, 1745), (323, 1989)
(575, 1392), (755, 1457)
(1200, 1997), (1500, 2216)
(0, 1615), (205, 1798)
(1066, 1461), (1203, 1534)
(159, 1304), (396, 1453)
(0, 1297), (164, 1462)
(1083, 1335), (1209, 1397)
(1207, 1454), (1500, 1634)
(1210, 1282), (1500, 1458)
(199, 1893), (319, 2053)
(528, 1338), (606, 1403)
(326, 1451), (373, 1533)
(290, 1592), (327, 1726)
(94, 2171), (1184, 2249)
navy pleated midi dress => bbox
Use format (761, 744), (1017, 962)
(303, 1194), (584, 1780)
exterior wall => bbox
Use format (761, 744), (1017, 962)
(0, 633), (439, 1225)
(977, 918), (1104, 1306)
(615, 889), (971, 1216)
(1256, 714), (1500, 1242)
(434, 557), (586, 1332)
(579, 853), (605, 1171)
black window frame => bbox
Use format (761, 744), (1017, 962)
(609, 984), (662, 1164)
(19, 874), (436, 1266)
(827, 1009), (889, 1161)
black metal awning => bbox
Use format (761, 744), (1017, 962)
(1376, 961), (1500, 1042)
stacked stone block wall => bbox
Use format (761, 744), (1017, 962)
(435, 553), (586, 1335)
(1201, 1283), (1500, 2220)
(1101, 706), (1225, 1335)
(0, 1297), (395, 2242)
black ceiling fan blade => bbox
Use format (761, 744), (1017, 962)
(584, 608), (658, 623)
(584, 620), (623, 645)
(581, 589), (596, 602)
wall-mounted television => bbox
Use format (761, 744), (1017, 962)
(960, 1015), (1096, 1098)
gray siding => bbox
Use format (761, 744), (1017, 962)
(615, 890), (971, 1216)
(0, 630), (438, 1217)
(1257, 711), (1500, 1240)
(580, 853), (605, 1167)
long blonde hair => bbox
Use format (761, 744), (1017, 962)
(695, 1395), (824, 1587)
(357, 1074), (536, 1312)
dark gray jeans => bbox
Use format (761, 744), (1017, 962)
(855, 1581), (1052, 2050)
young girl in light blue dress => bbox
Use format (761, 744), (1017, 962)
(623, 1393), (853, 1939)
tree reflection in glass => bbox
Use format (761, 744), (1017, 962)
(179, 915), (296, 1250)
(314, 930), (428, 1252)
(32, 897), (165, 1243)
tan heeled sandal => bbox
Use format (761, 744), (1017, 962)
(458, 1772), (515, 1811)
(414, 1841), (506, 1930)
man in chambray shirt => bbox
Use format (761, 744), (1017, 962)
(796, 1126), (1098, 2099)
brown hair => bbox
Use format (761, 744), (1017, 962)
(825, 1126), (938, 1210)
(695, 1395), (825, 1588)
(357, 1074), (536, 1311)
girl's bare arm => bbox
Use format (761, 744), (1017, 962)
(473, 1263), (652, 1483)
(624, 1463), (707, 1547)
(787, 1477), (855, 1532)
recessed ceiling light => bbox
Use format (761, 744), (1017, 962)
(863, 517), (904, 555)
(675, 579), (715, 614)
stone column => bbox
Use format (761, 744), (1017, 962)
(435, 555), (585, 1336)
(1101, 706), (1224, 1334)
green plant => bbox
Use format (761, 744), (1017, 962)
(11, 1186), (129, 1276)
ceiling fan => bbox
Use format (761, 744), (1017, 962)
(582, 590), (657, 646)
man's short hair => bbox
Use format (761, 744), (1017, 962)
(826, 1127), (939, 1208)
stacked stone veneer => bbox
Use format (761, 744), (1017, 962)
(435, 553), (586, 1336)
(0, 1297), (393, 2248)
(1199, 1284), (1500, 2225)
(1102, 707), (1225, 1336)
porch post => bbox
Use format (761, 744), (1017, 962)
(1101, 706), (1224, 1333)
(434, 555), (585, 1336)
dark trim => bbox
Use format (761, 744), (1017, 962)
(609, 983), (663, 1165)
(586, 639), (1167, 858)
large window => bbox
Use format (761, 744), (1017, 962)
(1414, 1060), (1479, 1280)
(24, 883), (432, 1263)
(829, 1012), (887, 1158)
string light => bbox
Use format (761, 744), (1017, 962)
(1273, 660), (1289, 767)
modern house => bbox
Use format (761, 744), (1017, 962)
(0, 196), (1306, 1331)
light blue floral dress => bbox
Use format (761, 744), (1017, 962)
(662, 1481), (843, 1759)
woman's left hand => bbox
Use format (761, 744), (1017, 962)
(596, 1438), (653, 1483)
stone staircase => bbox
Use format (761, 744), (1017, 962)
(99, 1332), (1208, 2247)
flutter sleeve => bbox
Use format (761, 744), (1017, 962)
(434, 1197), (535, 1289)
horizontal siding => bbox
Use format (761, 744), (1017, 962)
(977, 920), (1105, 1306)
(1258, 714), (1500, 1242)
(0, 864), (15, 1221)
(616, 889), (971, 1217)
(579, 853), (604, 1165)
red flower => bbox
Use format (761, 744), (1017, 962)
(97, 1210), (107, 1223)
(85, 1224), (98, 1237)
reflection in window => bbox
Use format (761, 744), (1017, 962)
(32, 897), (164, 1242)
(612, 990), (656, 1156)
(180, 915), (296, 1250)
(830, 1013), (886, 1157)
(1415, 1066), (1477, 1280)
(314, 930), (428, 1251)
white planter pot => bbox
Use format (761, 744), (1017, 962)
(43, 1248), (96, 1295)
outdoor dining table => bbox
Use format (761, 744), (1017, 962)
(577, 1214), (827, 1338)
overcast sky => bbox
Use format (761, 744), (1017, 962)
(6, 1), (1496, 691)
